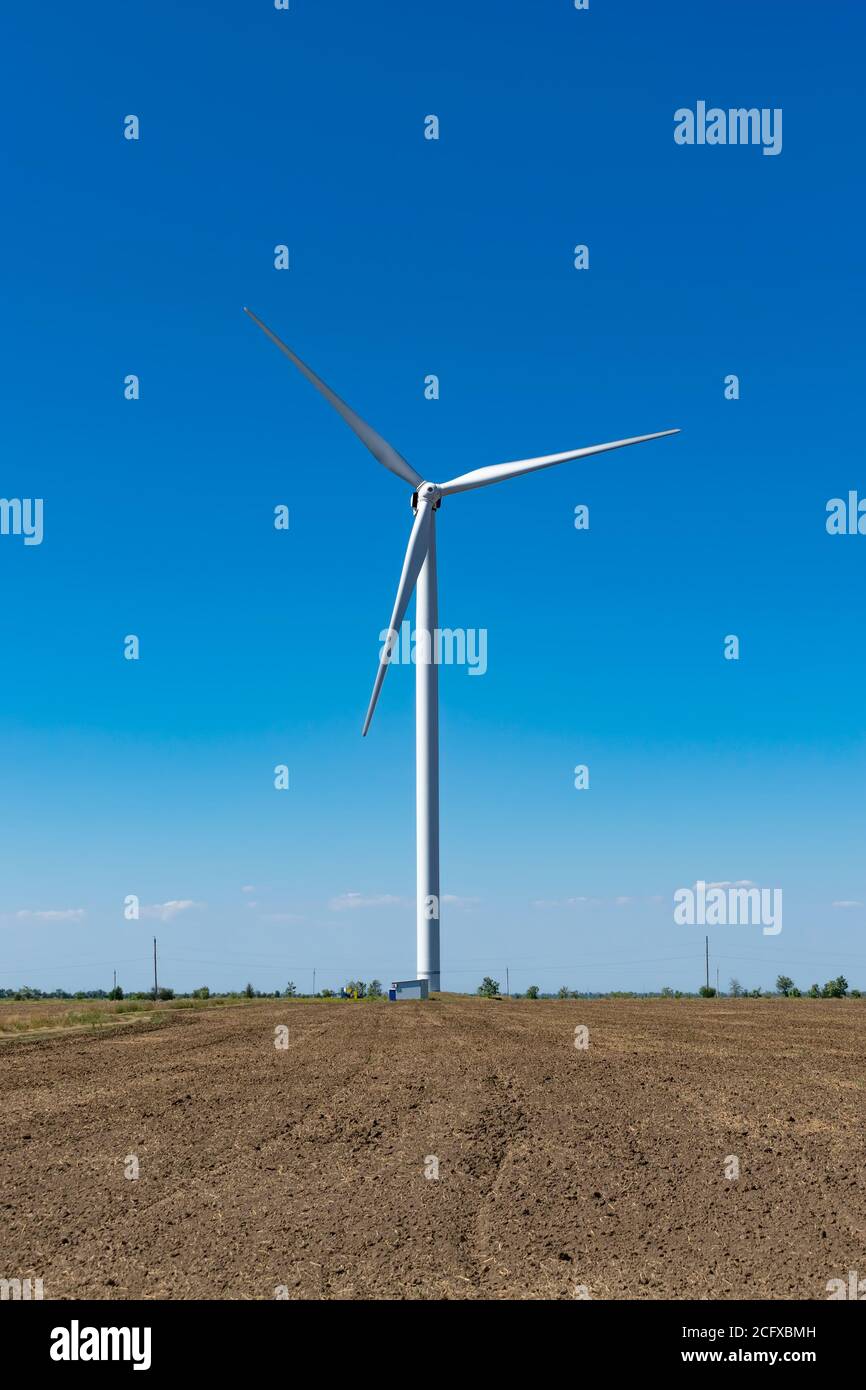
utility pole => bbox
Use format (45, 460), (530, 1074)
(312, 967), (316, 997)
(506, 967), (509, 999)
(705, 935), (709, 992)
(113, 969), (116, 993)
(153, 937), (158, 1002)
(716, 966), (719, 995)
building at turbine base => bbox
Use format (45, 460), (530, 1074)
(389, 979), (429, 1001)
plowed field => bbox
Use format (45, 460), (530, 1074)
(1, 997), (863, 1300)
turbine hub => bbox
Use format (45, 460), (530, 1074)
(415, 481), (441, 506)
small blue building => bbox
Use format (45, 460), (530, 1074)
(388, 978), (429, 1001)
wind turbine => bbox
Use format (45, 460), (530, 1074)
(245, 307), (679, 992)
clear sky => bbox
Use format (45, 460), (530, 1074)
(2, 1), (864, 996)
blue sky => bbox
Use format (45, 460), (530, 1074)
(1, 1), (864, 995)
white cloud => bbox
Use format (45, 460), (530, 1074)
(532, 895), (649, 909)
(15, 908), (86, 922)
(328, 892), (408, 912)
(140, 900), (204, 922)
(532, 896), (598, 909)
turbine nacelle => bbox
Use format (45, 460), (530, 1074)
(413, 482), (442, 510)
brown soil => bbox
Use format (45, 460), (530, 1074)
(1, 997), (863, 1300)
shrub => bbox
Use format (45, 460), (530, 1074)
(822, 976), (849, 998)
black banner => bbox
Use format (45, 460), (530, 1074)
(7, 1299), (859, 1374)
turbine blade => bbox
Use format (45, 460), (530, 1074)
(437, 429), (680, 496)
(244, 308), (422, 488)
(362, 501), (434, 736)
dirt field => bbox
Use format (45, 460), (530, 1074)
(1, 997), (863, 1300)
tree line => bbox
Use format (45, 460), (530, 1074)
(475, 974), (860, 1000)
(0, 979), (387, 1002)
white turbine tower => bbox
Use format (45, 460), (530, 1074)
(245, 308), (679, 993)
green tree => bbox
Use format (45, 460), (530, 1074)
(776, 975), (794, 997)
(367, 979), (383, 998)
(808, 983), (821, 998)
(525, 984), (539, 999)
(478, 976), (500, 998)
(108, 985), (124, 1001)
(729, 978), (744, 997)
(192, 986), (210, 1000)
(699, 985), (716, 998)
(822, 975), (849, 998)
(556, 985), (571, 999)
(284, 981), (297, 997)
(660, 985), (674, 998)
(243, 982), (255, 998)
(157, 987), (174, 1001)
